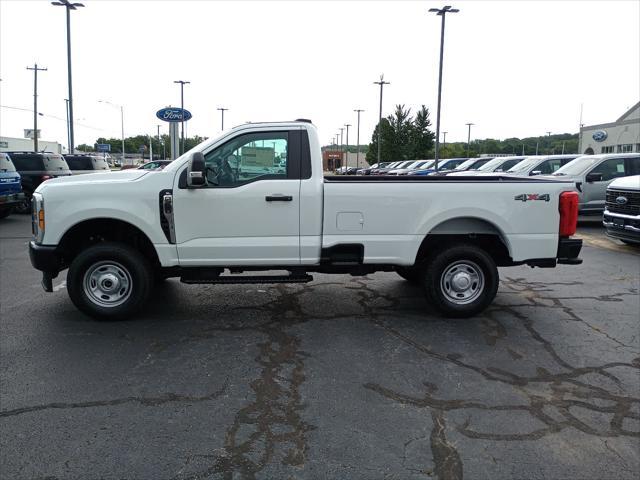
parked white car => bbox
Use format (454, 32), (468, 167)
(29, 120), (583, 320)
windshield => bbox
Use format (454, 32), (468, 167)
(45, 155), (70, 171)
(0, 154), (16, 172)
(507, 157), (541, 173)
(477, 158), (505, 171)
(418, 160), (435, 169)
(552, 156), (599, 176)
(384, 162), (400, 169)
(394, 161), (414, 169)
(454, 158), (477, 170)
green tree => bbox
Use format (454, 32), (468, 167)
(410, 105), (435, 159)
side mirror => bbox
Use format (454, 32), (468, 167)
(531, 170), (542, 176)
(586, 172), (603, 183)
(187, 152), (206, 187)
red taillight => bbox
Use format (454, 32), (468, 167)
(41, 175), (52, 181)
(559, 191), (579, 237)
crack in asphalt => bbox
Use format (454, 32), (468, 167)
(356, 275), (639, 478)
(173, 284), (316, 480)
(0, 383), (228, 418)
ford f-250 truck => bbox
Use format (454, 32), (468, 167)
(29, 120), (583, 320)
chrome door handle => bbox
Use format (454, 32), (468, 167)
(265, 195), (292, 202)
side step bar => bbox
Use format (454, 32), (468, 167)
(181, 274), (313, 285)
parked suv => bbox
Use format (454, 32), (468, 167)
(0, 153), (25, 219)
(64, 154), (110, 174)
(551, 153), (640, 215)
(603, 175), (640, 245)
(7, 152), (72, 212)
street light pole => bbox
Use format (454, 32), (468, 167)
(354, 109), (364, 169)
(373, 74), (390, 164)
(99, 100), (125, 165)
(429, 5), (459, 171)
(344, 123), (351, 169)
(217, 107), (228, 131)
(51, 1), (84, 154)
(546, 131), (552, 154)
(339, 128), (345, 170)
(443, 131), (448, 148)
(64, 99), (70, 153)
(174, 80), (190, 155)
(26, 64), (47, 152)
(465, 122), (474, 157)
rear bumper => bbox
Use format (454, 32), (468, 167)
(0, 192), (25, 208)
(557, 237), (583, 264)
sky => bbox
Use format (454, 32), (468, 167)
(1, 0), (639, 151)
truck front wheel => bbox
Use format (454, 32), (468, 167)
(423, 244), (498, 318)
(67, 242), (153, 321)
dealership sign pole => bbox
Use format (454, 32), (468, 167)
(157, 107), (192, 160)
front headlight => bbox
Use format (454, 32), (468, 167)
(31, 192), (45, 244)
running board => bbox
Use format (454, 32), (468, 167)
(180, 274), (313, 285)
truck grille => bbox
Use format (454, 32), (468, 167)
(606, 189), (640, 216)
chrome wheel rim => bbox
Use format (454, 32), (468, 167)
(83, 261), (132, 308)
(440, 260), (484, 305)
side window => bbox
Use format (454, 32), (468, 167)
(536, 159), (562, 174)
(203, 132), (288, 187)
(592, 158), (626, 181)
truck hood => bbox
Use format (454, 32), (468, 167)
(608, 175), (640, 190)
(36, 170), (148, 193)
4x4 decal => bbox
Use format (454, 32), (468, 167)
(514, 193), (550, 202)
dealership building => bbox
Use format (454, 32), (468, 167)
(579, 101), (640, 155)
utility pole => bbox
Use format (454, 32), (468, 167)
(26, 64), (47, 152)
(354, 109), (364, 169)
(344, 124), (351, 169)
(174, 80), (190, 155)
(429, 5), (459, 170)
(217, 107), (228, 131)
(442, 131), (447, 148)
(465, 122), (474, 157)
(546, 131), (552, 154)
(373, 74), (390, 164)
(52, 1), (84, 154)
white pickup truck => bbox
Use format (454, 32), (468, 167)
(29, 120), (583, 320)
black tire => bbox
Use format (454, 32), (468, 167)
(422, 243), (498, 318)
(395, 266), (422, 284)
(67, 242), (153, 321)
(0, 208), (12, 219)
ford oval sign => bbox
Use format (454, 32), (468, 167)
(592, 130), (608, 142)
(616, 196), (628, 205)
(156, 108), (192, 123)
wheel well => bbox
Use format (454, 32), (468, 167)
(58, 218), (160, 269)
(415, 218), (513, 266)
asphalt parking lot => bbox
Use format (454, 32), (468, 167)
(1, 214), (638, 480)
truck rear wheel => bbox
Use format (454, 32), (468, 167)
(422, 243), (498, 318)
(67, 242), (153, 321)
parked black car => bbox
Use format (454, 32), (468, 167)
(7, 152), (72, 213)
(64, 154), (110, 174)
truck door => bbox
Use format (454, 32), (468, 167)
(172, 129), (302, 266)
(583, 157), (629, 211)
